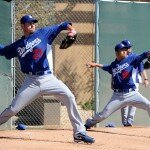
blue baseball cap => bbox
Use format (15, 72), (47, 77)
(115, 43), (126, 51)
(20, 15), (38, 24)
(121, 40), (132, 48)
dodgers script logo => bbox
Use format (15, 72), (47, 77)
(17, 38), (41, 58)
(112, 63), (129, 77)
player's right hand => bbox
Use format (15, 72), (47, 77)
(86, 62), (96, 68)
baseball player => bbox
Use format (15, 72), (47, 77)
(0, 14), (94, 143)
(120, 40), (149, 127)
(85, 43), (150, 129)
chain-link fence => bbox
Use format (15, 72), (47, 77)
(12, 0), (95, 129)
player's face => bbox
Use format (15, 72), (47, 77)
(116, 49), (128, 60)
(21, 22), (36, 35)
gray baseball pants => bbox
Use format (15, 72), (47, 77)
(0, 74), (85, 133)
(121, 106), (136, 125)
(92, 91), (150, 123)
(121, 84), (139, 125)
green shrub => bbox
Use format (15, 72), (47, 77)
(81, 100), (94, 110)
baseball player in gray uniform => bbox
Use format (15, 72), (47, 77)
(85, 43), (150, 129)
(120, 40), (149, 127)
(0, 14), (94, 143)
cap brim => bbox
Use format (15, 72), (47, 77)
(125, 45), (132, 49)
(22, 19), (38, 24)
(33, 19), (38, 23)
(116, 47), (126, 51)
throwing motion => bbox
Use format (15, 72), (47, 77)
(85, 43), (150, 129)
(0, 14), (94, 143)
(120, 40), (149, 127)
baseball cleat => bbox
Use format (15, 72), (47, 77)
(84, 118), (98, 130)
(74, 132), (95, 144)
(84, 124), (91, 130)
(124, 124), (132, 127)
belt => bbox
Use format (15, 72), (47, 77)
(27, 70), (52, 76)
(114, 88), (135, 93)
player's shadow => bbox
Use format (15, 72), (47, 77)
(0, 135), (91, 145)
(87, 128), (150, 139)
(0, 136), (72, 144)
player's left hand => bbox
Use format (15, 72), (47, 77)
(59, 30), (77, 49)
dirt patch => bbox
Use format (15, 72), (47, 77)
(0, 127), (149, 150)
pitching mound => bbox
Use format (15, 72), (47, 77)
(0, 127), (149, 150)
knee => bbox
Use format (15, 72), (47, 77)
(61, 92), (76, 106)
(68, 93), (75, 100)
(64, 91), (75, 101)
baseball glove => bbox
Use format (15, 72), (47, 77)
(59, 34), (77, 49)
(144, 58), (150, 69)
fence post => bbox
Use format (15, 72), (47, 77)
(94, 0), (100, 127)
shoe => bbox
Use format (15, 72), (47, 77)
(74, 132), (95, 143)
(84, 124), (91, 130)
(105, 122), (115, 128)
(124, 123), (132, 127)
(84, 118), (98, 130)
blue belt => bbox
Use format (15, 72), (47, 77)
(114, 88), (135, 93)
(26, 70), (52, 76)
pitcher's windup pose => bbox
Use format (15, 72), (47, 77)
(0, 14), (94, 143)
(85, 43), (150, 129)
(120, 40), (149, 127)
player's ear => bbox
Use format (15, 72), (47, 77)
(115, 51), (119, 57)
(115, 51), (119, 54)
(21, 24), (24, 29)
